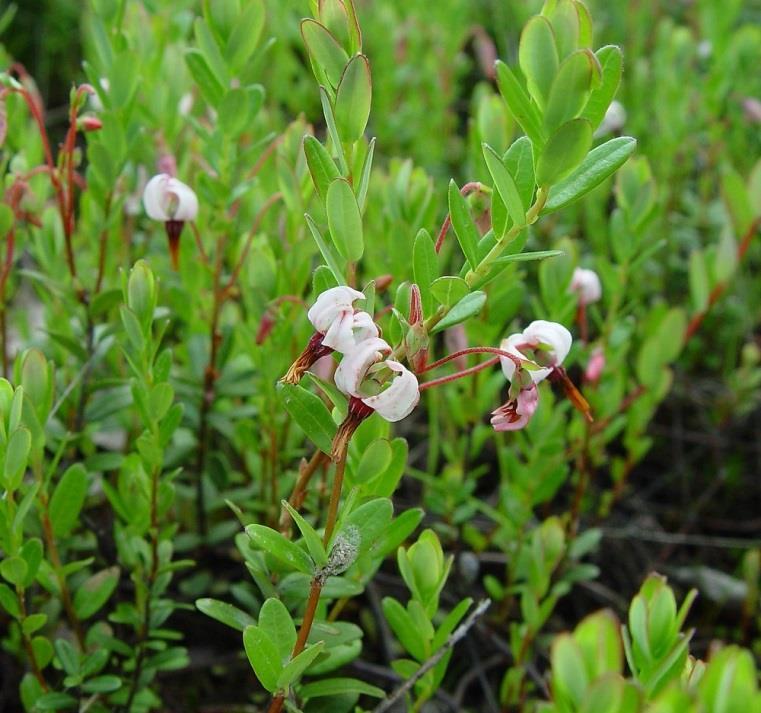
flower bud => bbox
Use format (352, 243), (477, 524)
(570, 267), (602, 305)
(584, 347), (605, 383)
(77, 115), (103, 132)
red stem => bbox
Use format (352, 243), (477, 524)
(420, 346), (523, 373)
(419, 356), (499, 391)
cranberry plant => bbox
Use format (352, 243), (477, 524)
(0, 0), (759, 712)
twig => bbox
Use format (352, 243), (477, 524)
(372, 599), (492, 713)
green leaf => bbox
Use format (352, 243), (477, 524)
(493, 249), (564, 265)
(246, 524), (314, 575)
(305, 213), (346, 285)
(518, 15), (559, 109)
(81, 675), (122, 694)
(277, 382), (337, 455)
(185, 48), (225, 106)
(49, 464), (88, 537)
(0, 583), (20, 617)
(432, 291), (487, 333)
(335, 54), (372, 142)
(259, 597), (298, 661)
(243, 625), (282, 693)
(36, 693), (77, 710)
(276, 642), (325, 689)
(3, 427), (30, 490)
(301, 19), (349, 88)
(689, 250), (710, 312)
(193, 18), (230, 90)
(355, 439), (393, 485)
(448, 180), (481, 269)
(483, 144), (526, 228)
(543, 136), (637, 212)
(430, 276), (468, 307)
(326, 178), (364, 262)
(225, 0), (265, 70)
(356, 137), (375, 213)
(535, 118), (593, 187)
(304, 136), (340, 199)
(281, 501), (327, 568)
(21, 613), (47, 636)
(196, 598), (255, 632)
(503, 136), (536, 211)
(0, 556), (28, 586)
(74, 567), (119, 619)
(412, 229), (438, 315)
(319, 87), (349, 175)
(299, 677), (385, 699)
(382, 597), (427, 661)
(582, 45), (623, 129)
(543, 49), (597, 132)
(495, 60), (545, 147)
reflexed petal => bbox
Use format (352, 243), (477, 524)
(362, 360), (419, 422)
(307, 286), (365, 334)
(143, 173), (171, 220)
(334, 337), (391, 397)
(523, 320), (572, 366)
(168, 178), (199, 220)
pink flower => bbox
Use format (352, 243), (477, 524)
(570, 267), (602, 305)
(491, 385), (539, 431)
(500, 320), (572, 384)
(334, 338), (391, 397)
(361, 360), (420, 422)
(584, 347), (605, 384)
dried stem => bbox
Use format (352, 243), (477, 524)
(279, 450), (329, 534)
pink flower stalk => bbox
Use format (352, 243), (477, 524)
(570, 267), (602, 305)
(584, 347), (605, 384)
(491, 385), (539, 431)
(142, 173), (198, 269)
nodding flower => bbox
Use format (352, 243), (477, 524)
(570, 267), (602, 306)
(491, 384), (539, 431)
(492, 320), (573, 432)
(584, 346), (606, 384)
(333, 338), (419, 422)
(308, 286), (378, 353)
(142, 173), (198, 269)
(499, 320), (572, 385)
(282, 287), (379, 385)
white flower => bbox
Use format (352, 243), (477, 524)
(500, 320), (572, 384)
(142, 174), (198, 222)
(570, 267), (602, 305)
(308, 286), (378, 353)
(361, 360), (419, 422)
(594, 100), (627, 137)
(334, 337), (391, 397)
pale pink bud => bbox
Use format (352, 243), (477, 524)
(312, 354), (335, 382)
(334, 337), (391, 397)
(361, 360), (420, 422)
(500, 321), (572, 384)
(491, 385), (539, 432)
(142, 173), (198, 222)
(570, 267), (602, 305)
(584, 347), (605, 384)
(444, 325), (468, 370)
(78, 116), (103, 132)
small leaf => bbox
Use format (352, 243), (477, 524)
(246, 524), (314, 575)
(430, 276), (469, 307)
(483, 144), (526, 228)
(73, 567), (119, 619)
(3, 427), (31, 490)
(582, 45), (623, 129)
(493, 250), (564, 265)
(354, 439), (393, 484)
(335, 54), (372, 142)
(276, 642), (325, 689)
(301, 19), (349, 88)
(49, 464), (88, 537)
(432, 291), (487, 333)
(503, 136), (536, 211)
(448, 180), (481, 269)
(0, 556), (28, 586)
(281, 501), (328, 568)
(305, 213), (346, 285)
(519, 16), (559, 109)
(495, 60), (545, 147)
(326, 178), (364, 262)
(543, 136), (637, 212)
(185, 49), (225, 106)
(299, 677), (385, 699)
(277, 383), (337, 455)
(196, 598), (255, 632)
(413, 229), (438, 315)
(535, 118), (593, 187)
(304, 136), (340, 199)
(243, 625), (282, 693)
(259, 598), (298, 661)
(543, 49), (597, 132)
(689, 250), (710, 312)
